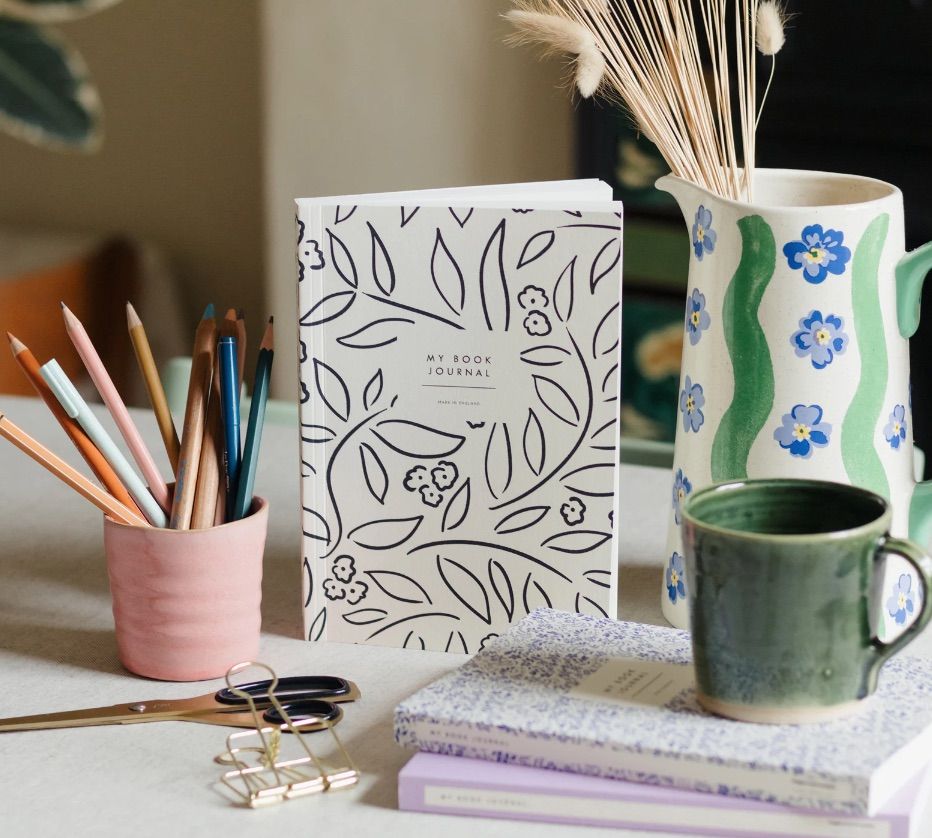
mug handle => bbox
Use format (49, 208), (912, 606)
(870, 537), (932, 669)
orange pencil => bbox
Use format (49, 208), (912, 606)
(0, 411), (149, 527)
(7, 332), (145, 519)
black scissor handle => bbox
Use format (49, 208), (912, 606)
(262, 699), (342, 726)
(215, 676), (352, 705)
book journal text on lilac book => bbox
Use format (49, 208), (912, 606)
(393, 609), (932, 816)
(399, 753), (931, 838)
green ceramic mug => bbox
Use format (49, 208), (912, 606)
(681, 479), (932, 724)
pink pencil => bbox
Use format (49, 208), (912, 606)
(62, 303), (171, 513)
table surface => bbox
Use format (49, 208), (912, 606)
(1, 395), (928, 838)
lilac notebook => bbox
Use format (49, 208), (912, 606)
(398, 753), (932, 838)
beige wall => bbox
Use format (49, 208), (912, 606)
(262, 0), (574, 396)
(0, 0), (264, 341)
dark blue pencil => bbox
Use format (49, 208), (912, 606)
(218, 335), (241, 520)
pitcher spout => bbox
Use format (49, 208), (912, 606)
(655, 174), (720, 221)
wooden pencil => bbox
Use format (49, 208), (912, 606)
(126, 302), (181, 472)
(170, 304), (217, 529)
(7, 332), (145, 519)
(235, 308), (247, 384)
(0, 411), (149, 527)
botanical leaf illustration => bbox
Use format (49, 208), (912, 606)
(303, 506), (331, 544)
(303, 556), (313, 607)
(541, 529), (612, 554)
(488, 559), (515, 621)
(484, 423), (513, 499)
(359, 442), (389, 504)
(516, 230), (555, 269)
(348, 516), (423, 550)
(522, 573), (552, 614)
(363, 369), (384, 411)
(365, 570), (432, 605)
(403, 632), (426, 650)
(575, 592), (608, 618)
(494, 505), (549, 535)
(401, 206), (420, 227)
(334, 205), (357, 224)
(553, 257), (576, 323)
(327, 228), (358, 288)
(562, 463), (615, 497)
(301, 458), (315, 478)
(367, 221), (396, 296)
(592, 302), (620, 359)
(450, 207), (474, 228)
(441, 478), (471, 532)
(590, 418), (616, 444)
(533, 374), (580, 426)
(300, 290), (355, 327)
(313, 358), (351, 422)
(437, 556), (491, 624)
(372, 419), (465, 459)
(444, 631), (469, 654)
(342, 608), (388, 626)
(431, 229), (465, 315)
(307, 606), (327, 641)
(589, 237), (621, 293)
(336, 317), (414, 349)
(301, 423), (336, 444)
(584, 568), (612, 589)
(520, 345), (571, 367)
(602, 363), (619, 396)
(479, 218), (510, 331)
(522, 408), (546, 475)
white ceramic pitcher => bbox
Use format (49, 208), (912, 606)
(658, 169), (932, 632)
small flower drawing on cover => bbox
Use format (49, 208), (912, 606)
(791, 310), (849, 369)
(685, 288), (711, 345)
(887, 574), (915, 625)
(783, 225), (852, 284)
(431, 461), (458, 491)
(518, 284), (549, 310)
(524, 310), (552, 336)
(419, 484), (443, 507)
(680, 376), (705, 433)
(403, 465), (431, 492)
(666, 552), (687, 604)
(560, 496), (586, 526)
(672, 468), (692, 525)
(692, 206), (716, 260)
(773, 404), (832, 458)
(332, 555), (356, 583)
(323, 578), (346, 601)
(344, 581), (368, 605)
(884, 405), (908, 450)
(479, 633), (499, 651)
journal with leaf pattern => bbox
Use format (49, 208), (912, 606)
(297, 181), (623, 651)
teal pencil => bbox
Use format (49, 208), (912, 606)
(232, 318), (273, 521)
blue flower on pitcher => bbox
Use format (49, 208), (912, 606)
(884, 404), (908, 450)
(783, 225), (852, 284)
(791, 310), (849, 369)
(887, 574), (915, 625)
(773, 404), (832, 458)
(692, 206), (717, 260)
(685, 289), (711, 345)
(672, 468), (692, 525)
(666, 552), (687, 604)
(679, 376), (705, 433)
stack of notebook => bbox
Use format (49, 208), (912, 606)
(394, 609), (932, 836)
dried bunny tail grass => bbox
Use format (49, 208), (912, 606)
(756, 1), (786, 55)
(504, 8), (606, 97)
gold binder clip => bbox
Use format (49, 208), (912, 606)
(214, 661), (360, 808)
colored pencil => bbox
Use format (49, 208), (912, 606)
(7, 332), (145, 519)
(0, 411), (149, 527)
(218, 335), (241, 520)
(232, 317), (273, 521)
(62, 303), (171, 514)
(170, 304), (217, 529)
(126, 302), (181, 473)
(41, 360), (168, 528)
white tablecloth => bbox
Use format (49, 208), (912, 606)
(0, 395), (926, 838)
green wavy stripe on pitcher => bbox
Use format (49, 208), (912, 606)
(842, 213), (891, 499)
(711, 215), (777, 482)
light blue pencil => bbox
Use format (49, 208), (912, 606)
(41, 359), (168, 527)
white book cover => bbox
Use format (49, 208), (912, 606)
(394, 609), (932, 815)
(296, 182), (623, 651)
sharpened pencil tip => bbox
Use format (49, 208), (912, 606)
(203, 303), (215, 319)
(269, 316), (274, 323)
(224, 307), (237, 321)
(6, 332), (25, 354)
(126, 301), (142, 330)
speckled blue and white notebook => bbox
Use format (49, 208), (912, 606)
(394, 609), (932, 816)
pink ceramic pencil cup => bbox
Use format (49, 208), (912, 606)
(102, 498), (268, 681)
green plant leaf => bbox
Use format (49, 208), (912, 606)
(0, 18), (101, 150)
(0, 0), (122, 24)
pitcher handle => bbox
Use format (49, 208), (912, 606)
(896, 241), (932, 338)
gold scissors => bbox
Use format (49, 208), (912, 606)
(0, 675), (360, 732)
